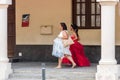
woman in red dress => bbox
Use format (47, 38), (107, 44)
(62, 24), (90, 67)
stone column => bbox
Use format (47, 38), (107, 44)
(96, 0), (120, 80)
(0, 0), (12, 80)
(100, 1), (117, 65)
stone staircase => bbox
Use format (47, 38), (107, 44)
(7, 62), (97, 80)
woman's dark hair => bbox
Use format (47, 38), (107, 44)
(71, 24), (79, 37)
(60, 22), (67, 30)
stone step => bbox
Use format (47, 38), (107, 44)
(8, 75), (95, 80)
(7, 62), (97, 80)
(8, 79), (55, 80)
(9, 72), (95, 78)
(12, 68), (96, 74)
(8, 78), (95, 80)
(8, 70), (95, 80)
(9, 73), (41, 79)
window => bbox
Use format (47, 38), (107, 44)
(72, 0), (101, 29)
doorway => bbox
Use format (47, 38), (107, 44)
(7, 0), (16, 58)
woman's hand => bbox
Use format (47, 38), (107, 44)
(62, 31), (68, 40)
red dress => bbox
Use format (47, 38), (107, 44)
(62, 35), (90, 67)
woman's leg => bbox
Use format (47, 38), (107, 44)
(56, 57), (62, 68)
(65, 55), (76, 68)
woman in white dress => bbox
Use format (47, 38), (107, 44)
(52, 22), (76, 68)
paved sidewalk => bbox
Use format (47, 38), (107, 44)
(8, 62), (97, 80)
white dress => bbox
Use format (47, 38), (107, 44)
(52, 30), (71, 58)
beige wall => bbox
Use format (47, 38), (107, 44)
(16, 0), (72, 45)
(16, 0), (120, 45)
(116, 3), (120, 45)
(78, 30), (101, 45)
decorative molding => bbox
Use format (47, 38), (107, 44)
(0, 4), (8, 8)
(97, 0), (119, 2)
(0, 0), (12, 5)
(100, 1), (118, 6)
